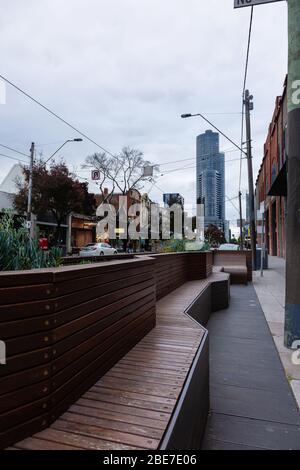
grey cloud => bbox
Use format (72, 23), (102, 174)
(0, 0), (288, 224)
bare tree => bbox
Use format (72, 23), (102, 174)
(83, 147), (157, 202)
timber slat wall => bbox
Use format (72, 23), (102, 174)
(0, 252), (212, 449)
(0, 257), (156, 448)
(11, 280), (211, 450)
(152, 252), (213, 300)
(212, 250), (252, 282)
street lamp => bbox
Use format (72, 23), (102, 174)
(44, 138), (83, 165)
(181, 113), (246, 155)
(181, 111), (248, 249)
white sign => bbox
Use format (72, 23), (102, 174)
(257, 226), (264, 234)
(143, 166), (154, 177)
(234, 0), (283, 8)
(25, 221), (32, 229)
(91, 169), (101, 181)
(257, 202), (265, 221)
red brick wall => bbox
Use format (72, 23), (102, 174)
(255, 78), (287, 258)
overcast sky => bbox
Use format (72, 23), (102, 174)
(0, 0), (288, 228)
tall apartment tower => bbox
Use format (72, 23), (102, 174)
(196, 130), (225, 229)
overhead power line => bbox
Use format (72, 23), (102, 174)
(0, 143), (30, 158)
(199, 112), (242, 116)
(239, 6), (254, 192)
(0, 73), (118, 161)
(158, 148), (239, 168)
(0, 152), (28, 164)
(160, 157), (247, 176)
(226, 195), (240, 215)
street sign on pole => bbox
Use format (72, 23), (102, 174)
(143, 166), (154, 177)
(91, 169), (101, 181)
(234, 0), (283, 8)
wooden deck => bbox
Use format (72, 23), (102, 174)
(10, 280), (209, 450)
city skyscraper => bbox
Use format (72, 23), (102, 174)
(196, 130), (225, 229)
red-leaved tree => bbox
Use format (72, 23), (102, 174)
(14, 161), (95, 243)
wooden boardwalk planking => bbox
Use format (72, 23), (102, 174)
(11, 280), (208, 450)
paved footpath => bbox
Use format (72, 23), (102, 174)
(253, 256), (300, 408)
(202, 284), (300, 450)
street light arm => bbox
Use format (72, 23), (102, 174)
(44, 138), (83, 165)
(181, 113), (247, 156)
(44, 140), (72, 165)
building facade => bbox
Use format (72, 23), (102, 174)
(255, 77), (287, 259)
(196, 130), (225, 229)
(163, 193), (184, 209)
(0, 164), (97, 254)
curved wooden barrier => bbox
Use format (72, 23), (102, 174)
(0, 252), (213, 449)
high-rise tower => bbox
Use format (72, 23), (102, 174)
(196, 130), (225, 229)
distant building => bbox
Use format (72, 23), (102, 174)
(96, 188), (143, 251)
(0, 164), (97, 253)
(224, 220), (230, 243)
(196, 130), (225, 230)
(255, 76), (287, 259)
(0, 191), (14, 212)
(0, 164), (24, 194)
(163, 193), (184, 209)
(0, 164), (24, 214)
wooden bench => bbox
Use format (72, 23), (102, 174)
(8, 273), (230, 451)
(213, 252), (248, 285)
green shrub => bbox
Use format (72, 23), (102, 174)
(0, 211), (61, 271)
(160, 239), (211, 253)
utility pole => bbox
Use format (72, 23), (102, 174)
(285, 0), (300, 348)
(27, 142), (35, 238)
(244, 90), (257, 270)
(238, 191), (244, 250)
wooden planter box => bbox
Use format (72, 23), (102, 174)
(0, 251), (212, 448)
(151, 252), (213, 299)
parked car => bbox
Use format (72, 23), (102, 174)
(79, 243), (118, 257)
(218, 243), (240, 251)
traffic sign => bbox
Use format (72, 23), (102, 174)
(91, 169), (101, 181)
(234, 0), (283, 8)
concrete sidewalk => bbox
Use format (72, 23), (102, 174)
(253, 256), (300, 408)
(202, 284), (300, 450)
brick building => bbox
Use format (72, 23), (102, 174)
(255, 77), (288, 258)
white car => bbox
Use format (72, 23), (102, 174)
(79, 243), (118, 257)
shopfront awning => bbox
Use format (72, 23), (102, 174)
(268, 161), (287, 197)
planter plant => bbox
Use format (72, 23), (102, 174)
(0, 211), (61, 271)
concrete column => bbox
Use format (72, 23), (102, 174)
(285, 0), (300, 347)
